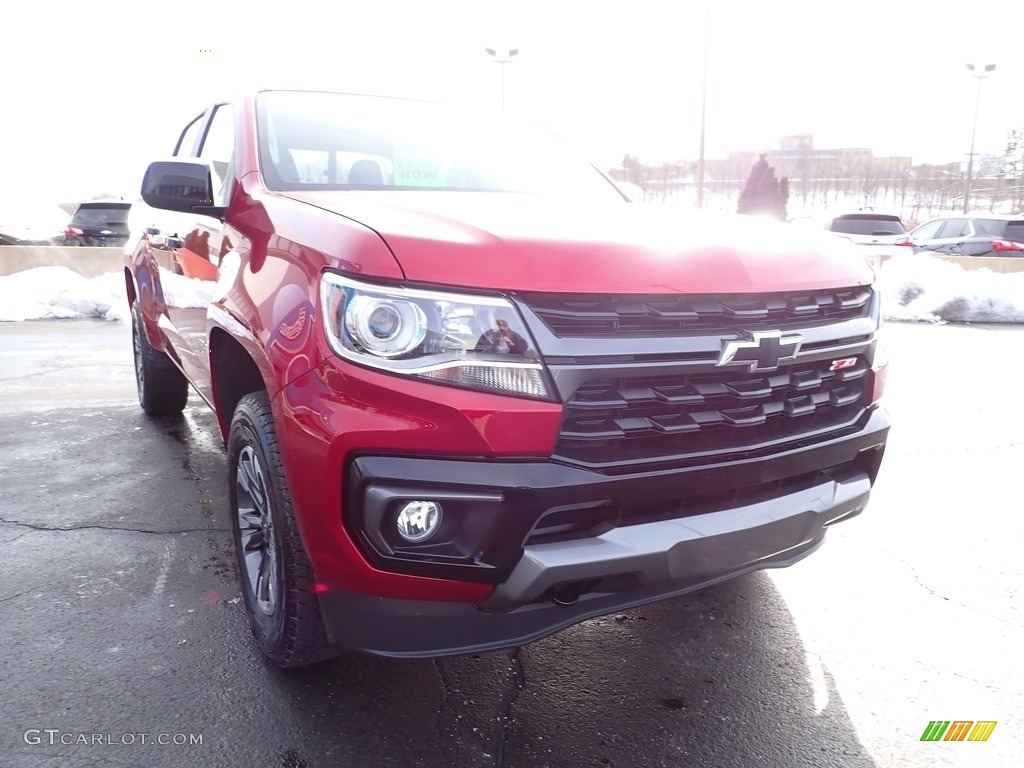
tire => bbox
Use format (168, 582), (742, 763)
(228, 392), (336, 667)
(131, 304), (188, 416)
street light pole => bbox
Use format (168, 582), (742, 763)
(695, 1), (710, 208)
(963, 62), (996, 214)
(484, 47), (519, 110)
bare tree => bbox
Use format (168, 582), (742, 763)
(1003, 128), (1024, 212)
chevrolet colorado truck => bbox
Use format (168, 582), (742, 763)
(125, 90), (889, 667)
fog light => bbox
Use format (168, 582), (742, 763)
(395, 501), (442, 542)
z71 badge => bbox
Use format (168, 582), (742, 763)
(829, 357), (858, 372)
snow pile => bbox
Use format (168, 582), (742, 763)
(0, 267), (218, 322)
(876, 254), (1024, 324)
(0, 205), (70, 242)
(0, 267), (127, 322)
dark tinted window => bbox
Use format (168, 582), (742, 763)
(973, 219), (1006, 237)
(937, 218), (970, 238)
(1004, 221), (1024, 241)
(828, 216), (906, 235)
(71, 204), (130, 227)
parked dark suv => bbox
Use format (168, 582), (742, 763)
(908, 215), (1024, 257)
(64, 200), (131, 246)
(126, 90), (890, 667)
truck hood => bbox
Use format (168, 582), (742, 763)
(282, 191), (873, 293)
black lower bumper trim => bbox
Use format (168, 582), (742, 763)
(318, 534), (827, 659)
(345, 407), (890, 584)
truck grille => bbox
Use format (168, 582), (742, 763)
(555, 356), (870, 472)
(524, 287), (872, 337)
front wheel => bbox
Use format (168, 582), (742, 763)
(131, 304), (188, 416)
(228, 392), (336, 667)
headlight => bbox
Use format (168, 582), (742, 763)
(320, 272), (552, 399)
(345, 295), (427, 357)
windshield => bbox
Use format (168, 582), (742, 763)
(256, 91), (623, 200)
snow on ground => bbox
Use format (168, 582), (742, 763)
(876, 254), (1024, 324)
(0, 267), (218, 322)
(0, 267), (127, 322)
(0, 257), (1021, 324)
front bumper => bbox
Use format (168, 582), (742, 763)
(319, 407), (888, 657)
(321, 464), (868, 658)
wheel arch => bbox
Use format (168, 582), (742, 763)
(123, 266), (137, 308)
(210, 327), (276, 441)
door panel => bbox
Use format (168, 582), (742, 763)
(164, 103), (236, 403)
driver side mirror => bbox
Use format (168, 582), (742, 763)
(141, 160), (226, 219)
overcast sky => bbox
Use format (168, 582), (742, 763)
(2, 0), (1022, 217)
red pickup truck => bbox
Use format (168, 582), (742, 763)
(126, 90), (889, 667)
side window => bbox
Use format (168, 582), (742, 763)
(174, 115), (205, 157)
(199, 104), (235, 206)
(974, 219), (1005, 237)
(913, 219), (942, 240)
(291, 149), (330, 183)
(910, 220), (942, 240)
(937, 218), (969, 239)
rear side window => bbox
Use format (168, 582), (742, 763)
(1005, 221), (1024, 241)
(828, 216), (906, 235)
(973, 219), (1007, 237)
(72, 205), (130, 227)
(975, 219), (1024, 240)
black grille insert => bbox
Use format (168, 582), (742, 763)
(556, 357), (870, 471)
(524, 287), (872, 337)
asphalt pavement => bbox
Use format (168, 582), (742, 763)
(1, 318), (1021, 768)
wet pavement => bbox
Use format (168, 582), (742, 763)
(1, 319), (1021, 767)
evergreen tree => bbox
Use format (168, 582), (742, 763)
(622, 154), (647, 188)
(737, 155), (788, 220)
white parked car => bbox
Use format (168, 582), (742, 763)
(823, 212), (913, 259)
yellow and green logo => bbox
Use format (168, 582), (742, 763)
(921, 721), (997, 742)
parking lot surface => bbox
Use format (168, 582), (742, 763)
(1, 319), (1021, 767)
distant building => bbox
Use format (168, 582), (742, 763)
(779, 134), (814, 151)
(705, 136), (913, 184)
(767, 136), (872, 178)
